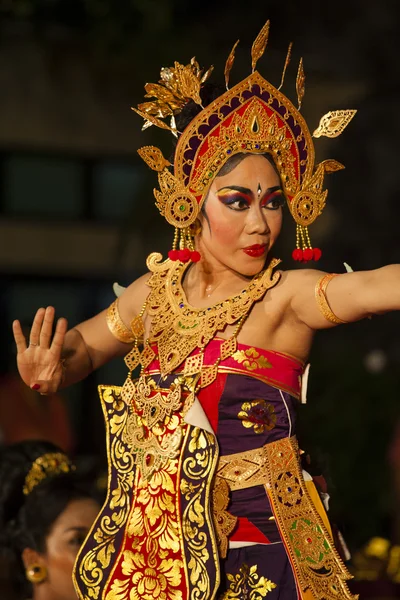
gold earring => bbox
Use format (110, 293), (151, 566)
(26, 563), (47, 584)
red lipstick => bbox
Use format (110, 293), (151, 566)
(243, 244), (267, 257)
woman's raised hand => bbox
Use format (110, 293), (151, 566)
(12, 306), (68, 394)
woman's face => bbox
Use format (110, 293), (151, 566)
(198, 154), (284, 277)
(36, 498), (99, 600)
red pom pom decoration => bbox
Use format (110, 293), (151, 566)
(313, 248), (322, 261)
(168, 249), (179, 261)
(191, 250), (201, 262)
(178, 248), (191, 262)
(303, 248), (314, 262)
(292, 248), (303, 261)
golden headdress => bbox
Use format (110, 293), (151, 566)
(23, 452), (74, 495)
(134, 21), (356, 262)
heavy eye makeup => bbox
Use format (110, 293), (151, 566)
(261, 188), (285, 210)
(216, 188), (252, 211)
(216, 186), (284, 211)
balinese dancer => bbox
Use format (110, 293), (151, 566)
(12, 21), (400, 600)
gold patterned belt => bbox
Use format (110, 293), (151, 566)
(212, 441), (281, 558)
(214, 436), (357, 599)
(216, 444), (271, 491)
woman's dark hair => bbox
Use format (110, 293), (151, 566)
(174, 82), (227, 141)
(0, 440), (96, 598)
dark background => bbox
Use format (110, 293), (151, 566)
(0, 0), (399, 563)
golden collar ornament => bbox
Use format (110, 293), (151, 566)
(133, 20), (356, 263)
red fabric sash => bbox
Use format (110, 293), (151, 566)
(146, 338), (304, 399)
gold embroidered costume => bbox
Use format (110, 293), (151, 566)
(73, 19), (357, 600)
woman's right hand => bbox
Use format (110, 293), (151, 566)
(12, 306), (68, 394)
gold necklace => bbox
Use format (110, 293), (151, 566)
(145, 252), (281, 376)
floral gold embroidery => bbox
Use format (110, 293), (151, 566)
(181, 426), (220, 600)
(221, 564), (277, 599)
(231, 348), (272, 371)
(73, 386), (136, 599)
(107, 551), (183, 600)
(105, 456), (185, 600)
(238, 400), (277, 434)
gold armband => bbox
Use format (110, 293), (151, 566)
(106, 299), (144, 344)
(315, 273), (348, 325)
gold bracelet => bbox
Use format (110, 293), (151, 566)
(106, 299), (137, 343)
(315, 273), (348, 325)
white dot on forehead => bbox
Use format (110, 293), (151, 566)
(257, 183), (262, 198)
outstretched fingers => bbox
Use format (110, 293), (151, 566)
(39, 306), (57, 349)
(12, 320), (27, 353)
(50, 317), (68, 359)
(29, 307), (46, 347)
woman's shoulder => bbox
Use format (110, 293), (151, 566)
(276, 267), (327, 288)
(264, 267), (327, 305)
(118, 272), (152, 317)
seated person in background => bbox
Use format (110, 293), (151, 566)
(0, 440), (100, 600)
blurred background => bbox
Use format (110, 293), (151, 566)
(0, 0), (399, 596)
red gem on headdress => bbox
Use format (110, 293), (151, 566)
(168, 249), (179, 261)
(303, 248), (313, 262)
(313, 248), (322, 261)
(178, 248), (191, 262)
(292, 249), (303, 261)
(191, 250), (201, 262)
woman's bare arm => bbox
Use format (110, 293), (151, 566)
(289, 264), (400, 329)
(13, 273), (151, 393)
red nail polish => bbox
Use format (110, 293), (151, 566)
(32, 384), (40, 390)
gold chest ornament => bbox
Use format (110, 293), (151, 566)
(120, 254), (281, 480)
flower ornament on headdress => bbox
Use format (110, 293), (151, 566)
(133, 20), (356, 263)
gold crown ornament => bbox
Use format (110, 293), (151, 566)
(133, 21), (356, 263)
(23, 452), (75, 495)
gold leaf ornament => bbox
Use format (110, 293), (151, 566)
(137, 146), (171, 172)
(313, 109), (357, 138)
(144, 83), (183, 112)
(296, 57), (305, 110)
(133, 58), (212, 133)
(174, 61), (203, 106)
(131, 107), (175, 132)
(320, 158), (345, 173)
(251, 20), (270, 72)
(225, 39), (240, 90)
(200, 64), (215, 83)
(278, 41), (293, 90)
(137, 100), (172, 119)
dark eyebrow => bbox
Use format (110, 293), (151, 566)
(264, 186), (282, 194)
(217, 185), (282, 196)
(216, 186), (253, 195)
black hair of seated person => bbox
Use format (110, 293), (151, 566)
(172, 82), (282, 183)
(0, 440), (96, 599)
